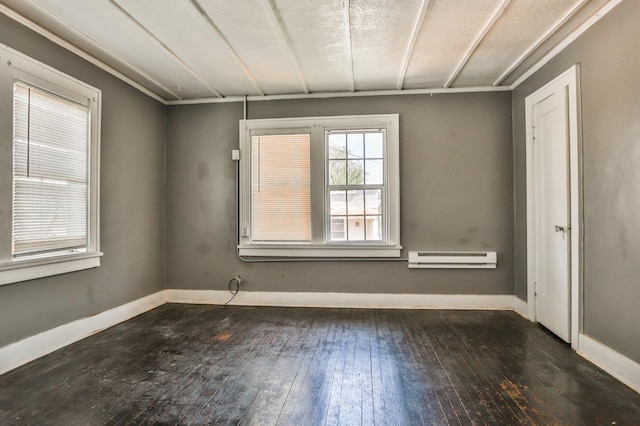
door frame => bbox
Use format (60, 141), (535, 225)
(525, 65), (582, 349)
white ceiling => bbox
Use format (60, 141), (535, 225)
(0, 0), (616, 102)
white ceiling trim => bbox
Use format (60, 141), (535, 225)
(109, 0), (223, 98)
(342, 0), (355, 92)
(494, 0), (589, 87)
(187, 0), (264, 96)
(0, 3), (167, 104)
(396, 0), (431, 90)
(444, 0), (511, 89)
(510, 0), (624, 89)
(166, 85), (511, 105)
(24, 0), (181, 100)
(259, 0), (309, 94)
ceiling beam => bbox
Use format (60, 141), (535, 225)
(0, 3), (168, 104)
(109, 0), (223, 97)
(24, 0), (181, 100)
(396, 0), (431, 90)
(493, 0), (589, 86)
(444, 0), (511, 89)
(258, 0), (309, 94)
(342, 0), (355, 92)
(187, 0), (264, 96)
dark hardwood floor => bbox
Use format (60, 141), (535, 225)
(1, 304), (639, 425)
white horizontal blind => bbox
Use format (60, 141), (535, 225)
(12, 83), (89, 256)
(251, 134), (310, 242)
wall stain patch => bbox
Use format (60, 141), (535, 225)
(197, 161), (209, 179)
(457, 238), (471, 246)
(195, 240), (212, 257)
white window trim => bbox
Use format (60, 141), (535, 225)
(238, 114), (401, 258)
(0, 43), (102, 285)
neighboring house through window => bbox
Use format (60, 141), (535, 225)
(239, 114), (400, 257)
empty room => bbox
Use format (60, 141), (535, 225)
(0, 0), (639, 424)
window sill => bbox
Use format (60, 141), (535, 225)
(0, 251), (103, 286)
(238, 245), (402, 258)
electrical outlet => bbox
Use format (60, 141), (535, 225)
(231, 149), (240, 160)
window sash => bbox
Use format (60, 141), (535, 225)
(250, 134), (311, 242)
(326, 129), (386, 243)
(12, 83), (90, 257)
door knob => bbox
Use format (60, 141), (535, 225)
(554, 225), (570, 239)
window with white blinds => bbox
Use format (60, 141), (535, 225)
(0, 44), (101, 286)
(239, 114), (401, 258)
(12, 83), (89, 257)
(251, 134), (311, 242)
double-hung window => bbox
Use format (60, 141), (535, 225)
(0, 45), (101, 285)
(239, 114), (400, 257)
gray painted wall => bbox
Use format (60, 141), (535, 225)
(512, 0), (640, 362)
(0, 15), (166, 347)
(166, 93), (514, 295)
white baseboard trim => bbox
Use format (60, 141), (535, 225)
(513, 297), (529, 319)
(165, 289), (516, 310)
(578, 334), (640, 394)
(0, 291), (166, 375)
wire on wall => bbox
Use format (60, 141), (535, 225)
(224, 276), (241, 305)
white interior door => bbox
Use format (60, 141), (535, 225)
(533, 88), (571, 342)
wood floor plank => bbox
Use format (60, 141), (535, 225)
(372, 314), (407, 426)
(241, 312), (316, 425)
(1, 305), (640, 425)
(273, 314), (333, 425)
(297, 313), (344, 425)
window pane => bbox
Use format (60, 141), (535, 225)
(347, 190), (364, 215)
(330, 217), (346, 241)
(365, 132), (384, 158)
(364, 189), (382, 214)
(12, 83), (89, 257)
(325, 129), (387, 243)
(347, 160), (364, 184)
(347, 216), (365, 241)
(365, 216), (383, 241)
(365, 159), (383, 185)
(328, 133), (346, 159)
(329, 190), (346, 215)
(347, 133), (364, 159)
(329, 160), (347, 185)
(251, 134), (310, 242)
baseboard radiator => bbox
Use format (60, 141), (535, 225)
(408, 251), (497, 269)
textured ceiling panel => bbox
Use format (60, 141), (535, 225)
(0, 0), (177, 98)
(403, 0), (501, 89)
(28, 0), (216, 99)
(454, 0), (582, 87)
(273, 0), (352, 93)
(501, 0), (611, 85)
(350, 0), (422, 91)
(196, 0), (303, 95)
(114, 0), (259, 97)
